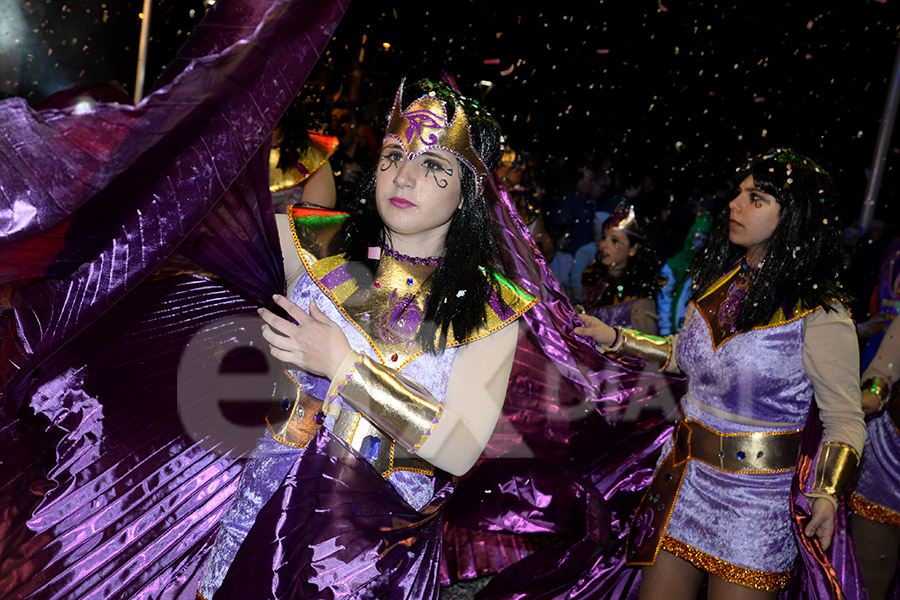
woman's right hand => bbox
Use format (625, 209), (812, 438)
(259, 295), (352, 380)
(573, 313), (617, 347)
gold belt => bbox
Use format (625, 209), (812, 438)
(672, 419), (802, 473)
(266, 370), (433, 479)
(331, 407), (433, 478)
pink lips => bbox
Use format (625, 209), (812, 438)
(389, 197), (415, 209)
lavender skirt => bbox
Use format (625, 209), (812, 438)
(660, 401), (799, 574)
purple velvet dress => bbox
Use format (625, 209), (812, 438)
(197, 246), (468, 598)
(627, 299), (854, 592)
(850, 412), (900, 524)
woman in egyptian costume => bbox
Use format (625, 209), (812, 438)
(0, 0), (688, 595)
(575, 149), (867, 599)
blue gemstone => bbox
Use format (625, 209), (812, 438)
(407, 277), (414, 286)
(360, 435), (382, 462)
(737, 451), (746, 460)
(282, 398), (290, 410)
(757, 451), (764, 459)
(664, 473), (671, 481)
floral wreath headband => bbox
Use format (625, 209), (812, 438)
(740, 148), (828, 191)
(384, 78), (491, 195)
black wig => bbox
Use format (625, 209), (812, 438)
(689, 148), (848, 330)
(341, 79), (504, 351)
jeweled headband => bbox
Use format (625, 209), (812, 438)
(384, 78), (490, 194)
(605, 201), (645, 240)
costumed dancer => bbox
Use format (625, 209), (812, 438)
(575, 149), (866, 599)
(269, 92), (340, 212)
(580, 201), (662, 335)
(0, 3), (680, 598)
(848, 314), (900, 600)
(197, 77), (537, 599)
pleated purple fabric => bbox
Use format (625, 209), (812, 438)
(0, 1), (348, 599)
(0, 2), (868, 598)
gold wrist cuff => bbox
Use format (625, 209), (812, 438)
(811, 442), (860, 499)
(338, 353), (442, 452)
(618, 327), (672, 371)
(861, 376), (890, 406)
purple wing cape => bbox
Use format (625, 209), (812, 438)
(0, 1), (863, 597)
(0, 1), (348, 598)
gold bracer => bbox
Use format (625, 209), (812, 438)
(618, 327), (672, 371)
(811, 442), (860, 499)
(861, 376), (890, 407)
(338, 353), (443, 452)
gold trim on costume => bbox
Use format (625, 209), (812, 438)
(847, 491), (900, 528)
(289, 216), (536, 365)
(660, 535), (791, 591)
(265, 370), (324, 448)
(330, 400), (434, 478)
(269, 131), (339, 192)
(695, 262), (842, 351)
(678, 419), (802, 474)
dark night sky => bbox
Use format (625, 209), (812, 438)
(2, 0), (899, 225)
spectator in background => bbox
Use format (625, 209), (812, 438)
(327, 99), (379, 204)
(567, 210), (610, 304)
(547, 164), (598, 253)
(657, 212), (711, 335)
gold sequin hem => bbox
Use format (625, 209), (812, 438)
(847, 491), (900, 528)
(660, 535), (791, 591)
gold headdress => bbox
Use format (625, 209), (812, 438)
(605, 200), (646, 240)
(384, 78), (490, 193)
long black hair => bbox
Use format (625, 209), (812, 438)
(341, 79), (504, 352)
(689, 148), (848, 330)
(582, 215), (663, 308)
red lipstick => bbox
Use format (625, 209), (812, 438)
(390, 197), (415, 208)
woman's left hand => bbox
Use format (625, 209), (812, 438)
(259, 294), (351, 380)
(804, 497), (836, 550)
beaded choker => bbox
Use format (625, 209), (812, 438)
(379, 243), (443, 266)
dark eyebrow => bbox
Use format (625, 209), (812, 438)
(420, 151), (452, 164)
(745, 186), (773, 203)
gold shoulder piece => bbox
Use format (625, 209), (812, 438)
(446, 272), (538, 346)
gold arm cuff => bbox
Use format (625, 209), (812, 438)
(339, 353), (442, 452)
(812, 442), (860, 499)
(618, 327), (672, 371)
(862, 376), (891, 406)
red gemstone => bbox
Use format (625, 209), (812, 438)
(374, 281), (381, 288)
(391, 353), (398, 362)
